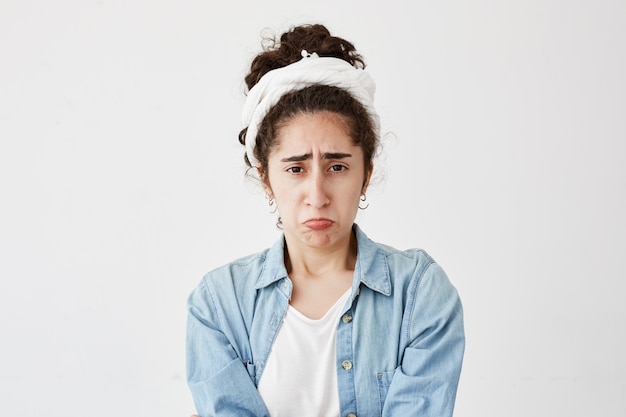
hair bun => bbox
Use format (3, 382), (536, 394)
(244, 24), (365, 90)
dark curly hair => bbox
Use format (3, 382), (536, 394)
(238, 24), (378, 185)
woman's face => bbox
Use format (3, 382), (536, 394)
(264, 111), (370, 252)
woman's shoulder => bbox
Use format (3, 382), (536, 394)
(376, 241), (435, 263)
(371, 240), (460, 310)
(378, 242), (442, 281)
(194, 236), (287, 294)
(356, 227), (437, 273)
(187, 247), (272, 312)
(201, 248), (271, 287)
(355, 226), (452, 293)
(213, 248), (271, 272)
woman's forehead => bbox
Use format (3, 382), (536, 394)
(272, 112), (359, 154)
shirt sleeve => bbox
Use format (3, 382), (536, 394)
(382, 262), (465, 417)
(186, 277), (271, 417)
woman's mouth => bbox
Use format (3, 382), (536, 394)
(304, 219), (333, 230)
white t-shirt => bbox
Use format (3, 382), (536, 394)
(258, 289), (351, 417)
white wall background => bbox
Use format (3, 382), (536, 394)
(1, 1), (624, 416)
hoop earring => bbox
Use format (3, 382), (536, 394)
(359, 194), (369, 210)
(266, 194), (277, 214)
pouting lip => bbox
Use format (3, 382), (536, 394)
(303, 217), (333, 224)
(303, 218), (334, 229)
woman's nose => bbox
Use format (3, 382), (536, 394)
(304, 172), (330, 208)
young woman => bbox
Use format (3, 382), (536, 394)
(186, 24), (465, 417)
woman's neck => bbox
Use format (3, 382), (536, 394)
(283, 229), (358, 319)
(284, 231), (357, 279)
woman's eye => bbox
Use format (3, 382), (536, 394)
(329, 165), (347, 172)
(287, 166), (303, 174)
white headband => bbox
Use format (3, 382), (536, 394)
(241, 50), (380, 168)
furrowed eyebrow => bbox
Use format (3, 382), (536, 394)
(281, 153), (311, 162)
(280, 152), (352, 162)
(323, 152), (352, 160)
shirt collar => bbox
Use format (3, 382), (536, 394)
(255, 224), (391, 296)
(352, 224), (391, 296)
(254, 236), (289, 289)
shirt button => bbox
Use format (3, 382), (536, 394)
(347, 414), (357, 417)
(341, 360), (353, 371)
(342, 313), (352, 323)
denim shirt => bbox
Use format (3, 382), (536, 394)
(186, 225), (465, 417)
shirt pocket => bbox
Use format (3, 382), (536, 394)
(376, 368), (396, 415)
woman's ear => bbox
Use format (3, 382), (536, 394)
(362, 165), (374, 194)
(258, 167), (273, 198)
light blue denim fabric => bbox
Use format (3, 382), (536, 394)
(186, 224), (465, 417)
